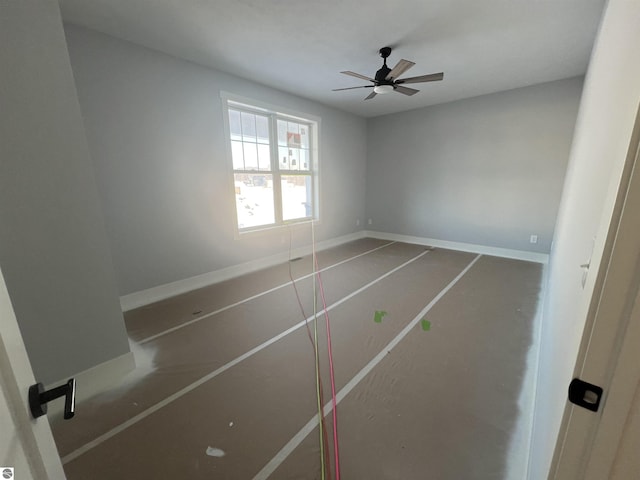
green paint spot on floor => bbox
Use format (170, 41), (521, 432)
(374, 310), (387, 323)
(421, 319), (431, 331)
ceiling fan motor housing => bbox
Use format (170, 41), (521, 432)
(376, 47), (394, 85)
(375, 66), (392, 85)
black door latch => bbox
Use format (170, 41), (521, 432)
(568, 378), (603, 412)
(29, 378), (76, 420)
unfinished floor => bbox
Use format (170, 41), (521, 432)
(50, 238), (543, 479)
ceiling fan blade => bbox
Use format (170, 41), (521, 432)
(385, 59), (415, 80)
(341, 71), (375, 82)
(365, 91), (377, 100)
(332, 85), (374, 91)
(394, 85), (420, 96)
(395, 72), (444, 84)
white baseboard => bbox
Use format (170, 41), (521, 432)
(524, 262), (550, 480)
(45, 351), (135, 419)
(120, 231), (367, 311)
(364, 230), (549, 264)
(120, 230), (548, 312)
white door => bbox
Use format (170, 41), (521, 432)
(549, 109), (640, 478)
(0, 267), (67, 480)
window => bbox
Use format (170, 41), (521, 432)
(225, 98), (318, 232)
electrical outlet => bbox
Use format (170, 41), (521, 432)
(356, 219), (360, 226)
(368, 218), (373, 225)
(530, 235), (538, 244)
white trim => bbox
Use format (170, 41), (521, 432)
(523, 261), (550, 480)
(365, 230), (549, 264)
(252, 254), (482, 480)
(44, 352), (135, 419)
(120, 231), (366, 311)
(220, 91), (322, 125)
(220, 92), (321, 235)
(1, 267), (67, 479)
(121, 230), (550, 311)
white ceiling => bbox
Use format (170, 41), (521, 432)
(59, 0), (606, 118)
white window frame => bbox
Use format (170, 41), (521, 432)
(221, 93), (320, 234)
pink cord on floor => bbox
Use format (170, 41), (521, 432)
(314, 254), (341, 480)
(289, 230), (332, 479)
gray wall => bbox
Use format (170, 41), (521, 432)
(530, 0), (640, 477)
(0, 1), (130, 384)
(365, 77), (583, 253)
(64, 25), (368, 296)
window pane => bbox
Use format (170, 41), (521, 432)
(277, 120), (287, 146)
(289, 148), (300, 171)
(279, 146), (290, 170)
(227, 103), (316, 231)
(256, 115), (269, 144)
(281, 175), (312, 221)
(231, 140), (244, 169)
(287, 122), (301, 148)
(257, 144), (271, 171)
(298, 149), (310, 171)
(234, 173), (275, 229)
(229, 110), (242, 141)
(243, 143), (258, 170)
(241, 112), (256, 141)
(300, 124), (310, 149)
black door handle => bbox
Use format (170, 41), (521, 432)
(29, 378), (76, 420)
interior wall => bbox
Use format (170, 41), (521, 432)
(0, 0), (130, 385)
(63, 25), (368, 297)
(365, 77), (583, 253)
(529, 0), (640, 477)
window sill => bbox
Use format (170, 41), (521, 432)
(236, 218), (317, 237)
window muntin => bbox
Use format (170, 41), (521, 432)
(277, 120), (311, 172)
(227, 102), (316, 232)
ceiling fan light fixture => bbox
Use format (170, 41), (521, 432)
(373, 84), (394, 94)
(333, 47), (444, 101)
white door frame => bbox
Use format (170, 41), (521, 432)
(550, 104), (640, 478)
(0, 267), (67, 480)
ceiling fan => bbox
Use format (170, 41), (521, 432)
(333, 47), (444, 100)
